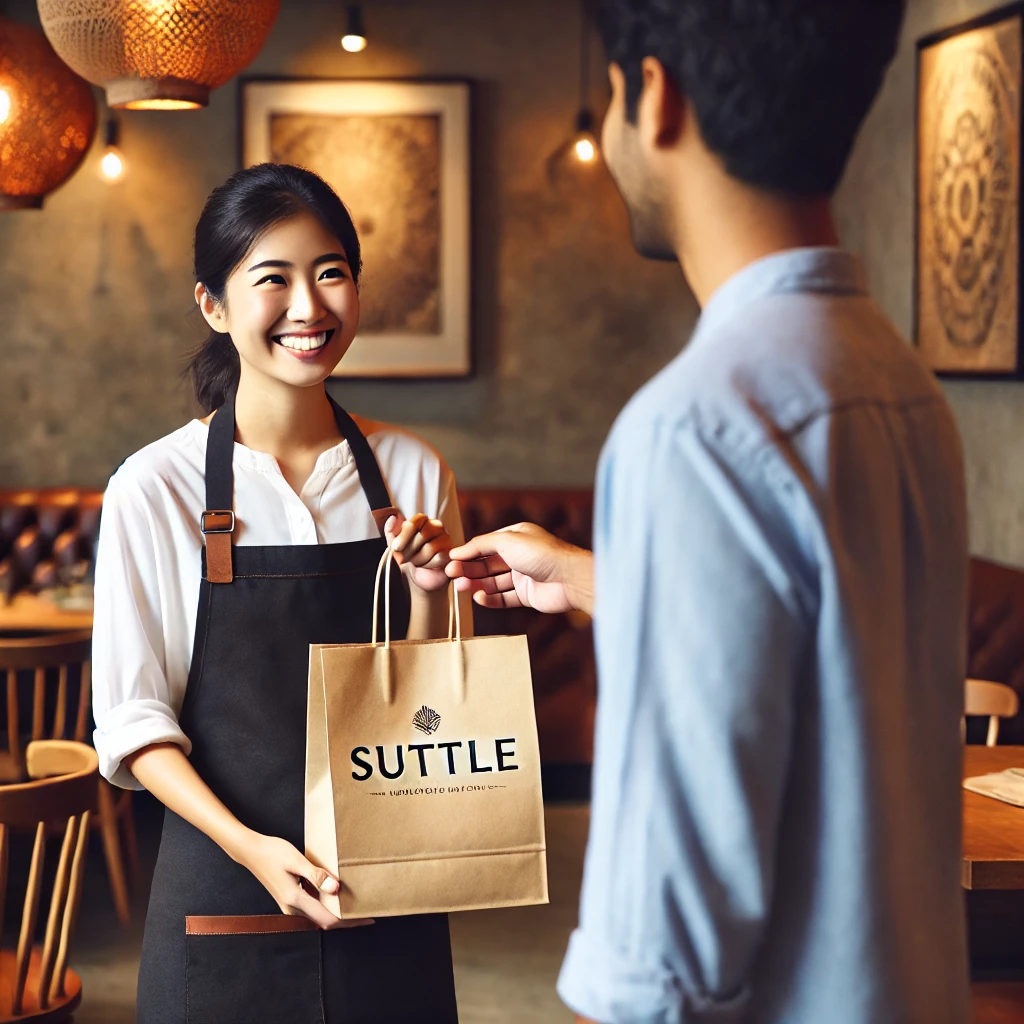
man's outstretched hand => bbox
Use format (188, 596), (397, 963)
(445, 522), (594, 615)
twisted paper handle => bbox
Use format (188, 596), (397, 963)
(370, 542), (465, 704)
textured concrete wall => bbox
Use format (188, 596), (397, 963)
(5, 0), (1023, 566)
(836, 0), (1024, 566)
(0, 0), (693, 490)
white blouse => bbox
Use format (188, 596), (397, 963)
(92, 416), (467, 790)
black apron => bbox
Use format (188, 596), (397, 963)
(136, 394), (459, 1024)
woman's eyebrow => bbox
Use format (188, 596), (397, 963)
(247, 252), (348, 272)
(247, 259), (291, 272)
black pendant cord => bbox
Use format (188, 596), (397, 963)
(205, 388), (394, 517)
(579, 0), (590, 116)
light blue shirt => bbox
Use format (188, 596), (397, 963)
(557, 249), (969, 1024)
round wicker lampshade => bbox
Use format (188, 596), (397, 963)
(38, 0), (281, 111)
(0, 17), (97, 211)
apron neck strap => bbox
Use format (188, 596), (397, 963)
(325, 396), (400, 533)
(201, 388), (400, 584)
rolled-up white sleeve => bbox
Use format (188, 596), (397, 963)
(557, 422), (810, 1023)
(92, 473), (191, 789)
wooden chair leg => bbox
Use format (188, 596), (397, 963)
(97, 781), (130, 926)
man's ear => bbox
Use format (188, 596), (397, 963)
(195, 282), (228, 333)
(636, 56), (686, 152)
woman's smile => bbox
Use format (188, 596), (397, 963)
(272, 326), (336, 358)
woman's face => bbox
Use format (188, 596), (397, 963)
(196, 210), (359, 390)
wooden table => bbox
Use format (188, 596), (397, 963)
(0, 593), (92, 633)
(964, 746), (1024, 890)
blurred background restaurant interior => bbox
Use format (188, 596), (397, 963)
(3, 0), (1024, 1021)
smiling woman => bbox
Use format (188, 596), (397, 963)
(187, 163), (365, 410)
(89, 163), (467, 1022)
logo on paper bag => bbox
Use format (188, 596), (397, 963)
(412, 705), (441, 735)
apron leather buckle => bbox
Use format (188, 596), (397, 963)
(201, 510), (235, 534)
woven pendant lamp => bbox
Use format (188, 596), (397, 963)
(37, 0), (281, 111)
(0, 16), (97, 211)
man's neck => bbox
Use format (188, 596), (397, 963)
(673, 178), (840, 308)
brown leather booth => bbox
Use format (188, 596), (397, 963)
(2, 487), (1024, 767)
(0, 488), (597, 794)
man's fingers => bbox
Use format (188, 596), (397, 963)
(463, 571), (515, 596)
(446, 530), (518, 564)
(473, 589), (524, 609)
(446, 555), (512, 580)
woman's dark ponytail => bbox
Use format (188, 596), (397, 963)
(188, 332), (240, 414)
(186, 163), (362, 412)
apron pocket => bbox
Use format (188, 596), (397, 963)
(185, 915), (325, 1024)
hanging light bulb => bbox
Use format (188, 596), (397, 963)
(574, 109), (596, 162)
(0, 87), (10, 126)
(547, 0), (601, 182)
(100, 116), (126, 183)
(341, 5), (368, 52)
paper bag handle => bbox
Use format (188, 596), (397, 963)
(371, 542), (463, 650)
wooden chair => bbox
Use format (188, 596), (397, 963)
(0, 633), (136, 926)
(0, 739), (97, 1022)
(965, 679), (1021, 747)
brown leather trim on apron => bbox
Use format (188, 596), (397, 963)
(186, 915), (318, 935)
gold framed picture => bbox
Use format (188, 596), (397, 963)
(916, 4), (1023, 377)
(242, 79), (471, 378)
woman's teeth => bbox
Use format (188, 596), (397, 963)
(275, 331), (329, 352)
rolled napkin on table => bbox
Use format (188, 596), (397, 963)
(964, 767), (1024, 807)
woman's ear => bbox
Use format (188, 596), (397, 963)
(195, 282), (229, 333)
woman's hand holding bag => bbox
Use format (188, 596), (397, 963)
(235, 833), (375, 930)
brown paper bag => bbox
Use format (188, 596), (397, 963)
(305, 545), (549, 919)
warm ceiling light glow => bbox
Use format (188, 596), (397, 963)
(574, 136), (596, 162)
(100, 116), (126, 182)
(123, 98), (202, 111)
(37, 0), (280, 110)
(0, 16), (96, 210)
(341, 5), (367, 52)
(101, 149), (124, 181)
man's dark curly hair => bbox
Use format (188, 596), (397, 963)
(593, 0), (906, 196)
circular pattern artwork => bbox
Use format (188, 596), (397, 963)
(927, 44), (1015, 350)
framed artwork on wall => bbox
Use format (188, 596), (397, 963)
(242, 79), (471, 378)
(916, 4), (1023, 378)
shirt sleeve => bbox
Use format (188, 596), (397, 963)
(557, 421), (812, 1023)
(92, 473), (192, 790)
